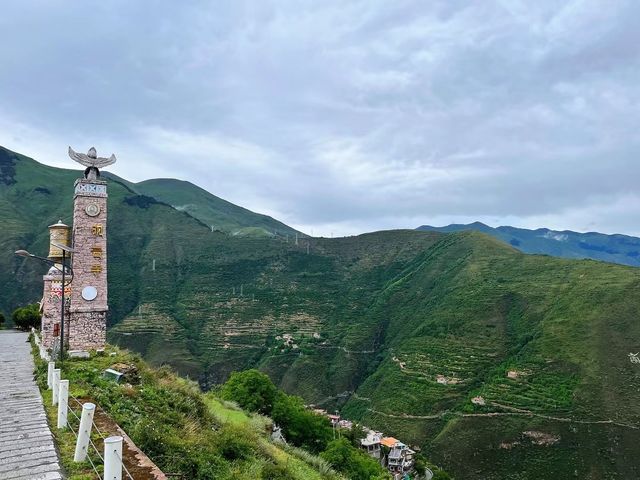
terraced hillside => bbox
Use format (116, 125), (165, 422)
(340, 233), (640, 478)
(3, 146), (640, 479)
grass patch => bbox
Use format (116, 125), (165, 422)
(31, 340), (342, 480)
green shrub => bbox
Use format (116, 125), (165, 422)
(320, 438), (390, 480)
(271, 391), (332, 453)
(220, 369), (333, 453)
(262, 463), (295, 480)
(213, 424), (256, 461)
(221, 369), (278, 415)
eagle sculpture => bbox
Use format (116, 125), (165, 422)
(68, 146), (117, 180)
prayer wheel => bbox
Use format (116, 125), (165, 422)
(47, 220), (71, 261)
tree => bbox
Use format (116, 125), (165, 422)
(271, 391), (333, 453)
(414, 454), (453, 480)
(0, 312), (5, 329)
(321, 438), (391, 480)
(220, 369), (333, 453)
(344, 422), (367, 448)
(12, 303), (41, 331)
(220, 369), (278, 415)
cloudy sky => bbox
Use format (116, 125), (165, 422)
(1, 1), (639, 236)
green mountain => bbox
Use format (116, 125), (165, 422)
(131, 177), (301, 238)
(3, 146), (640, 479)
(418, 222), (640, 267)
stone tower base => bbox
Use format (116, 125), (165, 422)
(68, 311), (106, 351)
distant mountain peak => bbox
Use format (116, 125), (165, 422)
(417, 222), (640, 267)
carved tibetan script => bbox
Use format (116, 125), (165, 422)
(91, 224), (104, 236)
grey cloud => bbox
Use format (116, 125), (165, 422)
(0, 0), (638, 237)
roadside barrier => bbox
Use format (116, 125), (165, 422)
(47, 361), (134, 480)
(33, 329), (136, 479)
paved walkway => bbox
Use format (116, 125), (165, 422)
(0, 330), (63, 480)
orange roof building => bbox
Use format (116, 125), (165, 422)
(381, 437), (399, 448)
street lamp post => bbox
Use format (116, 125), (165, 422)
(15, 242), (74, 364)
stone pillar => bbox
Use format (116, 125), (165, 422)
(68, 178), (108, 351)
(40, 221), (71, 350)
(41, 269), (62, 349)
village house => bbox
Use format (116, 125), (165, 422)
(338, 419), (353, 429)
(360, 431), (383, 459)
(327, 414), (340, 427)
(381, 437), (415, 475)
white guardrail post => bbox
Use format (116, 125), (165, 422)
(103, 436), (124, 480)
(52, 369), (61, 406)
(57, 380), (69, 429)
(47, 361), (55, 389)
(74, 402), (96, 462)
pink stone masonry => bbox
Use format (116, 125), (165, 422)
(68, 178), (108, 350)
(40, 269), (72, 349)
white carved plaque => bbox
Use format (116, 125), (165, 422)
(81, 286), (98, 301)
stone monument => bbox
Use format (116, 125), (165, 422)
(40, 220), (71, 349)
(67, 146), (117, 351)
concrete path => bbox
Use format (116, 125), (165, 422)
(0, 330), (63, 480)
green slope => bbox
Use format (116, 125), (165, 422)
(133, 177), (301, 238)
(3, 146), (640, 479)
(418, 221), (640, 267)
(341, 231), (640, 479)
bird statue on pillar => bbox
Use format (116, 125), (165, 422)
(68, 146), (117, 180)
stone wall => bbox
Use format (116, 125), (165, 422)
(68, 177), (108, 350)
(68, 311), (106, 350)
(40, 270), (71, 349)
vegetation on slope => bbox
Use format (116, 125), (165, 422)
(341, 232), (640, 479)
(32, 342), (342, 480)
(132, 177), (301, 238)
(219, 369), (390, 480)
(418, 221), (640, 267)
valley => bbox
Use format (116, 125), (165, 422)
(3, 146), (640, 479)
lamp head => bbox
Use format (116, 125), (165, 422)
(14, 250), (31, 257)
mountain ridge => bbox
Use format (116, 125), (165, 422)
(418, 222), (640, 267)
(3, 146), (640, 479)
(132, 176), (302, 238)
